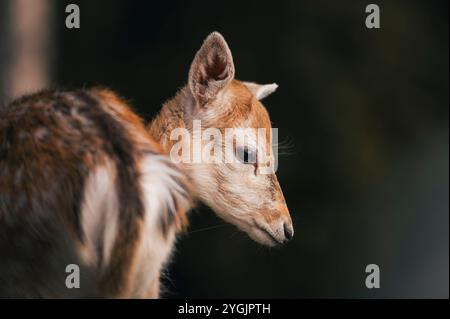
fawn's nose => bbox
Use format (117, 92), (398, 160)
(283, 223), (294, 242)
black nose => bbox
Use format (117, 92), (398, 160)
(283, 223), (294, 241)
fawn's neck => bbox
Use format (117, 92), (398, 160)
(148, 86), (195, 152)
(148, 87), (201, 200)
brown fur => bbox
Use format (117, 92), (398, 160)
(0, 88), (190, 298)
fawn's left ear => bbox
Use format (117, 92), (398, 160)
(243, 82), (278, 100)
(188, 32), (235, 108)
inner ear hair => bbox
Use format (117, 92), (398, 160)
(188, 32), (235, 108)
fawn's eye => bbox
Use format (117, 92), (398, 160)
(236, 147), (256, 164)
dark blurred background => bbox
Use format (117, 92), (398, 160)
(0, 0), (448, 298)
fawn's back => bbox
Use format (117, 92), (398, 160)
(0, 88), (190, 298)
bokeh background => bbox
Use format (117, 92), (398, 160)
(0, 0), (448, 298)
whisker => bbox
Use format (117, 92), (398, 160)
(274, 136), (296, 156)
(187, 223), (231, 234)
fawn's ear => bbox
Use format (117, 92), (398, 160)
(243, 82), (278, 100)
(188, 32), (235, 107)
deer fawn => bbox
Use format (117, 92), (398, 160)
(0, 32), (293, 298)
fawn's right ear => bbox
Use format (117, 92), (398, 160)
(188, 32), (235, 108)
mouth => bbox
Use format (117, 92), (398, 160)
(252, 222), (283, 246)
(215, 212), (285, 247)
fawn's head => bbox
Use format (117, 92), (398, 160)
(168, 32), (293, 246)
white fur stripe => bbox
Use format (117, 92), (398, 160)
(131, 154), (190, 297)
(80, 160), (119, 267)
